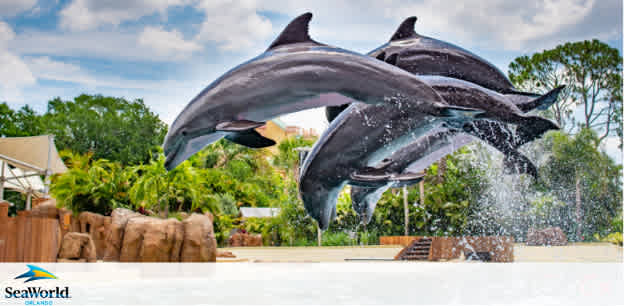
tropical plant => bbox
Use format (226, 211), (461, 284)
(51, 150), (134, 215)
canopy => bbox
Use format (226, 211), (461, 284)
(0, 135), (67, 174)
(0, 135), (67, 208)
(0, 160), (45, 198)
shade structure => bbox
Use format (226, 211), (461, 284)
(0, 135), (67, 175)
(0, 135), (67, 207)
(0, 160), (45, 198)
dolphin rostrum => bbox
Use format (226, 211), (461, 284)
(162, 13), (476, 170)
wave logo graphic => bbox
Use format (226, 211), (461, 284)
(14, 265), (58, 283)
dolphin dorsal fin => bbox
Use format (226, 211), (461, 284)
(267, 12), (318, 50)
(390, 16), (418, 41)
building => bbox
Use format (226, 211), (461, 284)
(256, 119), (318, 153)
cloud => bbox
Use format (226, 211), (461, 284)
(24, 56), (96, 85)
(0, 22), (36, 102)
(59, 0), (189, 31)
(0, 0), (37, 17)
(194, 0), (273, 50)
(258, 0), (621, 52)
(138, 26), (202, 59)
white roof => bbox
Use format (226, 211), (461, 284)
(0, 135), (67, 174)
(240, 207), (281, 218)
(1, 160), (45, 197)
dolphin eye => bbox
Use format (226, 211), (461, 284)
(181, 130), (187, 136)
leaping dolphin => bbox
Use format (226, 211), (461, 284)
(162, 13), (476, 170)
(350, 128), (471, 224)
(348, 84), (564, 225)
(301, 76), (559, 229)
(299, 98), (487, 230)
(370, 16), (537, 95)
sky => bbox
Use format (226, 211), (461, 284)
(0, 0), (622, 162)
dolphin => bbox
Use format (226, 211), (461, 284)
(350, 128), (472, 224)
(162, 13), (476, 170)
(325, 16), (552, 122)
(301, 76), (560, 229)
(370, 16), (536, 95)
(347, 84), (564, 225)
(299, 96), (489, 230)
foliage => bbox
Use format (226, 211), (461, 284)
(51, 151), (133, 215)
(539, 128), (622, 240)
(0, 103), (45, 137)
(509, 39), (623, 145)
(273, 136), (316, 173)
(1, 95), (167, 165)
(321, 231), (355, 246)
(129, 153), (205, 216)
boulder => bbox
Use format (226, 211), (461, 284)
(58, 232), (97, 262)
(229, 232), (263, 247)
(79, 211), (110, 259)
(103, 208), (141, 261)
(527, 227), (568, 246)
(181, 213), (217, 262)
(119, 216), (184, 262)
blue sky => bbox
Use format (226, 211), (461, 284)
(0, 0), (622, 161)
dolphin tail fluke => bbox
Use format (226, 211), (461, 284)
(502, 153), (538, 179)
(515, 85), (566, 112)
(514, 116), (559, 147)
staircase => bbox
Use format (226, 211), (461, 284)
(396, 237), (432, 260)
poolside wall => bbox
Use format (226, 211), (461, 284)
(0, 201), (61, 262)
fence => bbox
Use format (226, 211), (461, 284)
(0, 201), (60, 262)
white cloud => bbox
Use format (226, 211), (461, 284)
(24, 56), (96, 85)
(59, 0), (189, 31)
(258, 0), (621, 52)
(138, 26), (202, 59)
(0, 22), (35, 102)
(0, 21), (16, 44)
(194, 0), (272, 50)
(0, 0), (37, 17)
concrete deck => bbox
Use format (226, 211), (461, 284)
(218, 243), (623, 262)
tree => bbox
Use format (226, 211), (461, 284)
(44, 94), (167, 165)
(540, 128), (622, 240)
(508, 50), (575, 130)
(509, 39), (622, 144)
(0, 103), (45, 137)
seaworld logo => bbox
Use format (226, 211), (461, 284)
(15, 265), (57, 283)
(4, 265), (71, 303)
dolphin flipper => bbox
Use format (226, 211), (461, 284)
(224, 130), (276, 148)
(216, 120), (266, 131)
